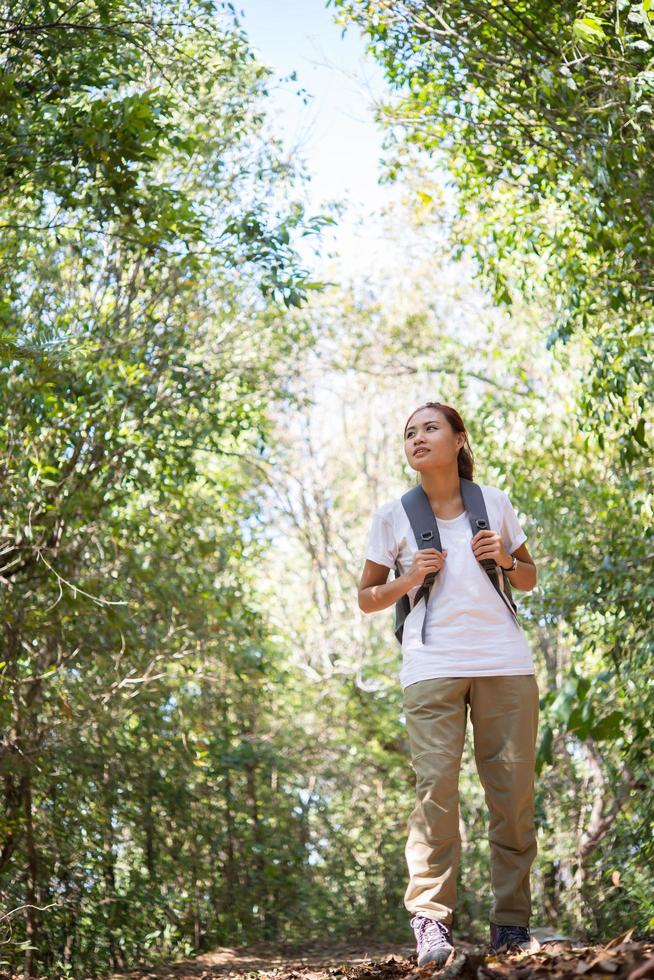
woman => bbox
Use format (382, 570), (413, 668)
(358, 401), (541, 967)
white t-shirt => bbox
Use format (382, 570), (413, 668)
(363, 483), (536, 689)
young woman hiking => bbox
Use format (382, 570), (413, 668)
(358, 401), (541, 968)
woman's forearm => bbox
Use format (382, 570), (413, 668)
(359, 572), (415, 613)
(502, 559), (537, 592)
(359, 558), (536, 616)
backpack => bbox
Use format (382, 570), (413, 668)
(393, 478), (520, 645)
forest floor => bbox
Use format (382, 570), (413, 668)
(110, 927), (654, 980)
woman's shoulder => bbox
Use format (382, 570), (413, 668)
(476, 482), (508, 502)
(371, 497), (403, 522)
(476, 483), (519, 517)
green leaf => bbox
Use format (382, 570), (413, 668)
(591, 710), (624, 741)
(633, 417), (648, 447)
(572, 15), (608, 44)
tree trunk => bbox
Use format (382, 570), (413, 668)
(23, 770), (38, 978)
(0, 626), (27, 879)
(101, 760), (125, 971)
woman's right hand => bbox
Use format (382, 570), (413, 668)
(404, 548), (448, 589)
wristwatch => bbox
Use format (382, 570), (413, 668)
(502, 554), (518, 572)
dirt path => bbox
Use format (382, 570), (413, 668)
(110, 928), (654, 980)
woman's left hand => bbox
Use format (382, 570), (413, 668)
(471, 529), (509, 569)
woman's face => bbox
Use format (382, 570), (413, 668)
(404, 407), (464, 471)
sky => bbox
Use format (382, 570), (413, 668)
(234, 0), (403, 275)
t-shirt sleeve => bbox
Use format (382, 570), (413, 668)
(500, 490), (528, 555)
(364, 506), (398, 569)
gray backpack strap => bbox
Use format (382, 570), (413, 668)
(460, 478), (520, 626)
(395, 484), (444, 644)
(393, 561), (411, 645)
(394, 479), (520, 645)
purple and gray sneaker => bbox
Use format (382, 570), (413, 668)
(410, 913), (455, 967)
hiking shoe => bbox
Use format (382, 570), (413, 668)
(410, 914), (455, 967)
(490, 922), (541, 954)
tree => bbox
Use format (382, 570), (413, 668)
(330, 0), (652, 465)
(0, 1), (330, 972)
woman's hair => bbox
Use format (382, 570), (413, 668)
(403, 401), (475, 480)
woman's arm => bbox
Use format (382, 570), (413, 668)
(358, 548), (446, 612)
(499, 541), (537, 592)
(358, 559), (408, 613)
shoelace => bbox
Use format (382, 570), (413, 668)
(413, 916), (452, 949)
(495, 925), (530, 947)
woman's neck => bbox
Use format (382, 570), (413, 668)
(420, 468), (463, 510)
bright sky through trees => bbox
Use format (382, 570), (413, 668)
(237, 0), (403, 275)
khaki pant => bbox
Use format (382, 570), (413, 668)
(402, 674), (539, 928)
